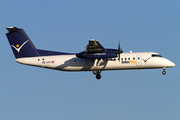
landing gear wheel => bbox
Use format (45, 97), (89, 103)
(96, 74), (101, 80)
(162, 70), (166, 75)
(93, 69), (99, 75)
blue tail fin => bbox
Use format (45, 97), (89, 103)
(6, 27), (40, 58)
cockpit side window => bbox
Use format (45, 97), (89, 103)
(157, 55), (163, 57)
(152, 54), (163, 57)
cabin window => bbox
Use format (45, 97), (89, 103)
(121, 58), (123, 61)
(128, 58), (130, 60)
(125, 58), (127, 60)
(133, 57), (135, 60)
(138, 57), (140, 60)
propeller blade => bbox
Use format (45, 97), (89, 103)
(118, 42), (120, 52)
(118, 42), (120, 61)
(117, 42), (123, 62)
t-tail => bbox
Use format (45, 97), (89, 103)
(6, 27), (40, 59)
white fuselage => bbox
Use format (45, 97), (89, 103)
(15, 52), (175, 72)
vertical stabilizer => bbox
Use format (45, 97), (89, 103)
(6, 27), (40, 58)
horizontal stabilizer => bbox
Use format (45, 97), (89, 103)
(6, 27), (20, 33)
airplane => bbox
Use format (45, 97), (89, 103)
(6, 27), (175, 80)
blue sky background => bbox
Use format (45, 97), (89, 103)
(0, 0), (179, 120)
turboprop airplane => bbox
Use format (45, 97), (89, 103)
(6, 27), (175, 79)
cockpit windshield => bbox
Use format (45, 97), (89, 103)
(151, 54), (163, 57)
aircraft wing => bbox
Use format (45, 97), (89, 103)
(76, 40), (118, 59)
(86, 40), (105, 52)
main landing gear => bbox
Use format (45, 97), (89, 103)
(93, 59), (103, 80)
(93, 69), (101, 80)
(162, 67), (166, 75)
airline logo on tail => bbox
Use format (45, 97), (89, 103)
(11, 40), (29, 52)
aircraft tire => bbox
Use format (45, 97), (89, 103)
(93, 69), (99, 75)
(162, 70), (166, 75)
(96, 74), (101, 80)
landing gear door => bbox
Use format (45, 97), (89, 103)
(136, 56), (142, 66)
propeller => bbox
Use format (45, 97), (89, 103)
(118, 42), (123, 62)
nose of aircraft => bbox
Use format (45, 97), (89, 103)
(166, 60), (175, 67)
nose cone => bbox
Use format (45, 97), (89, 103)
(166, 60), (175, 67)
(170, 61), (175, 67)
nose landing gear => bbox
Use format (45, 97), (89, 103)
(162, 67), (166, 75)
(162, 70), (166, 75)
